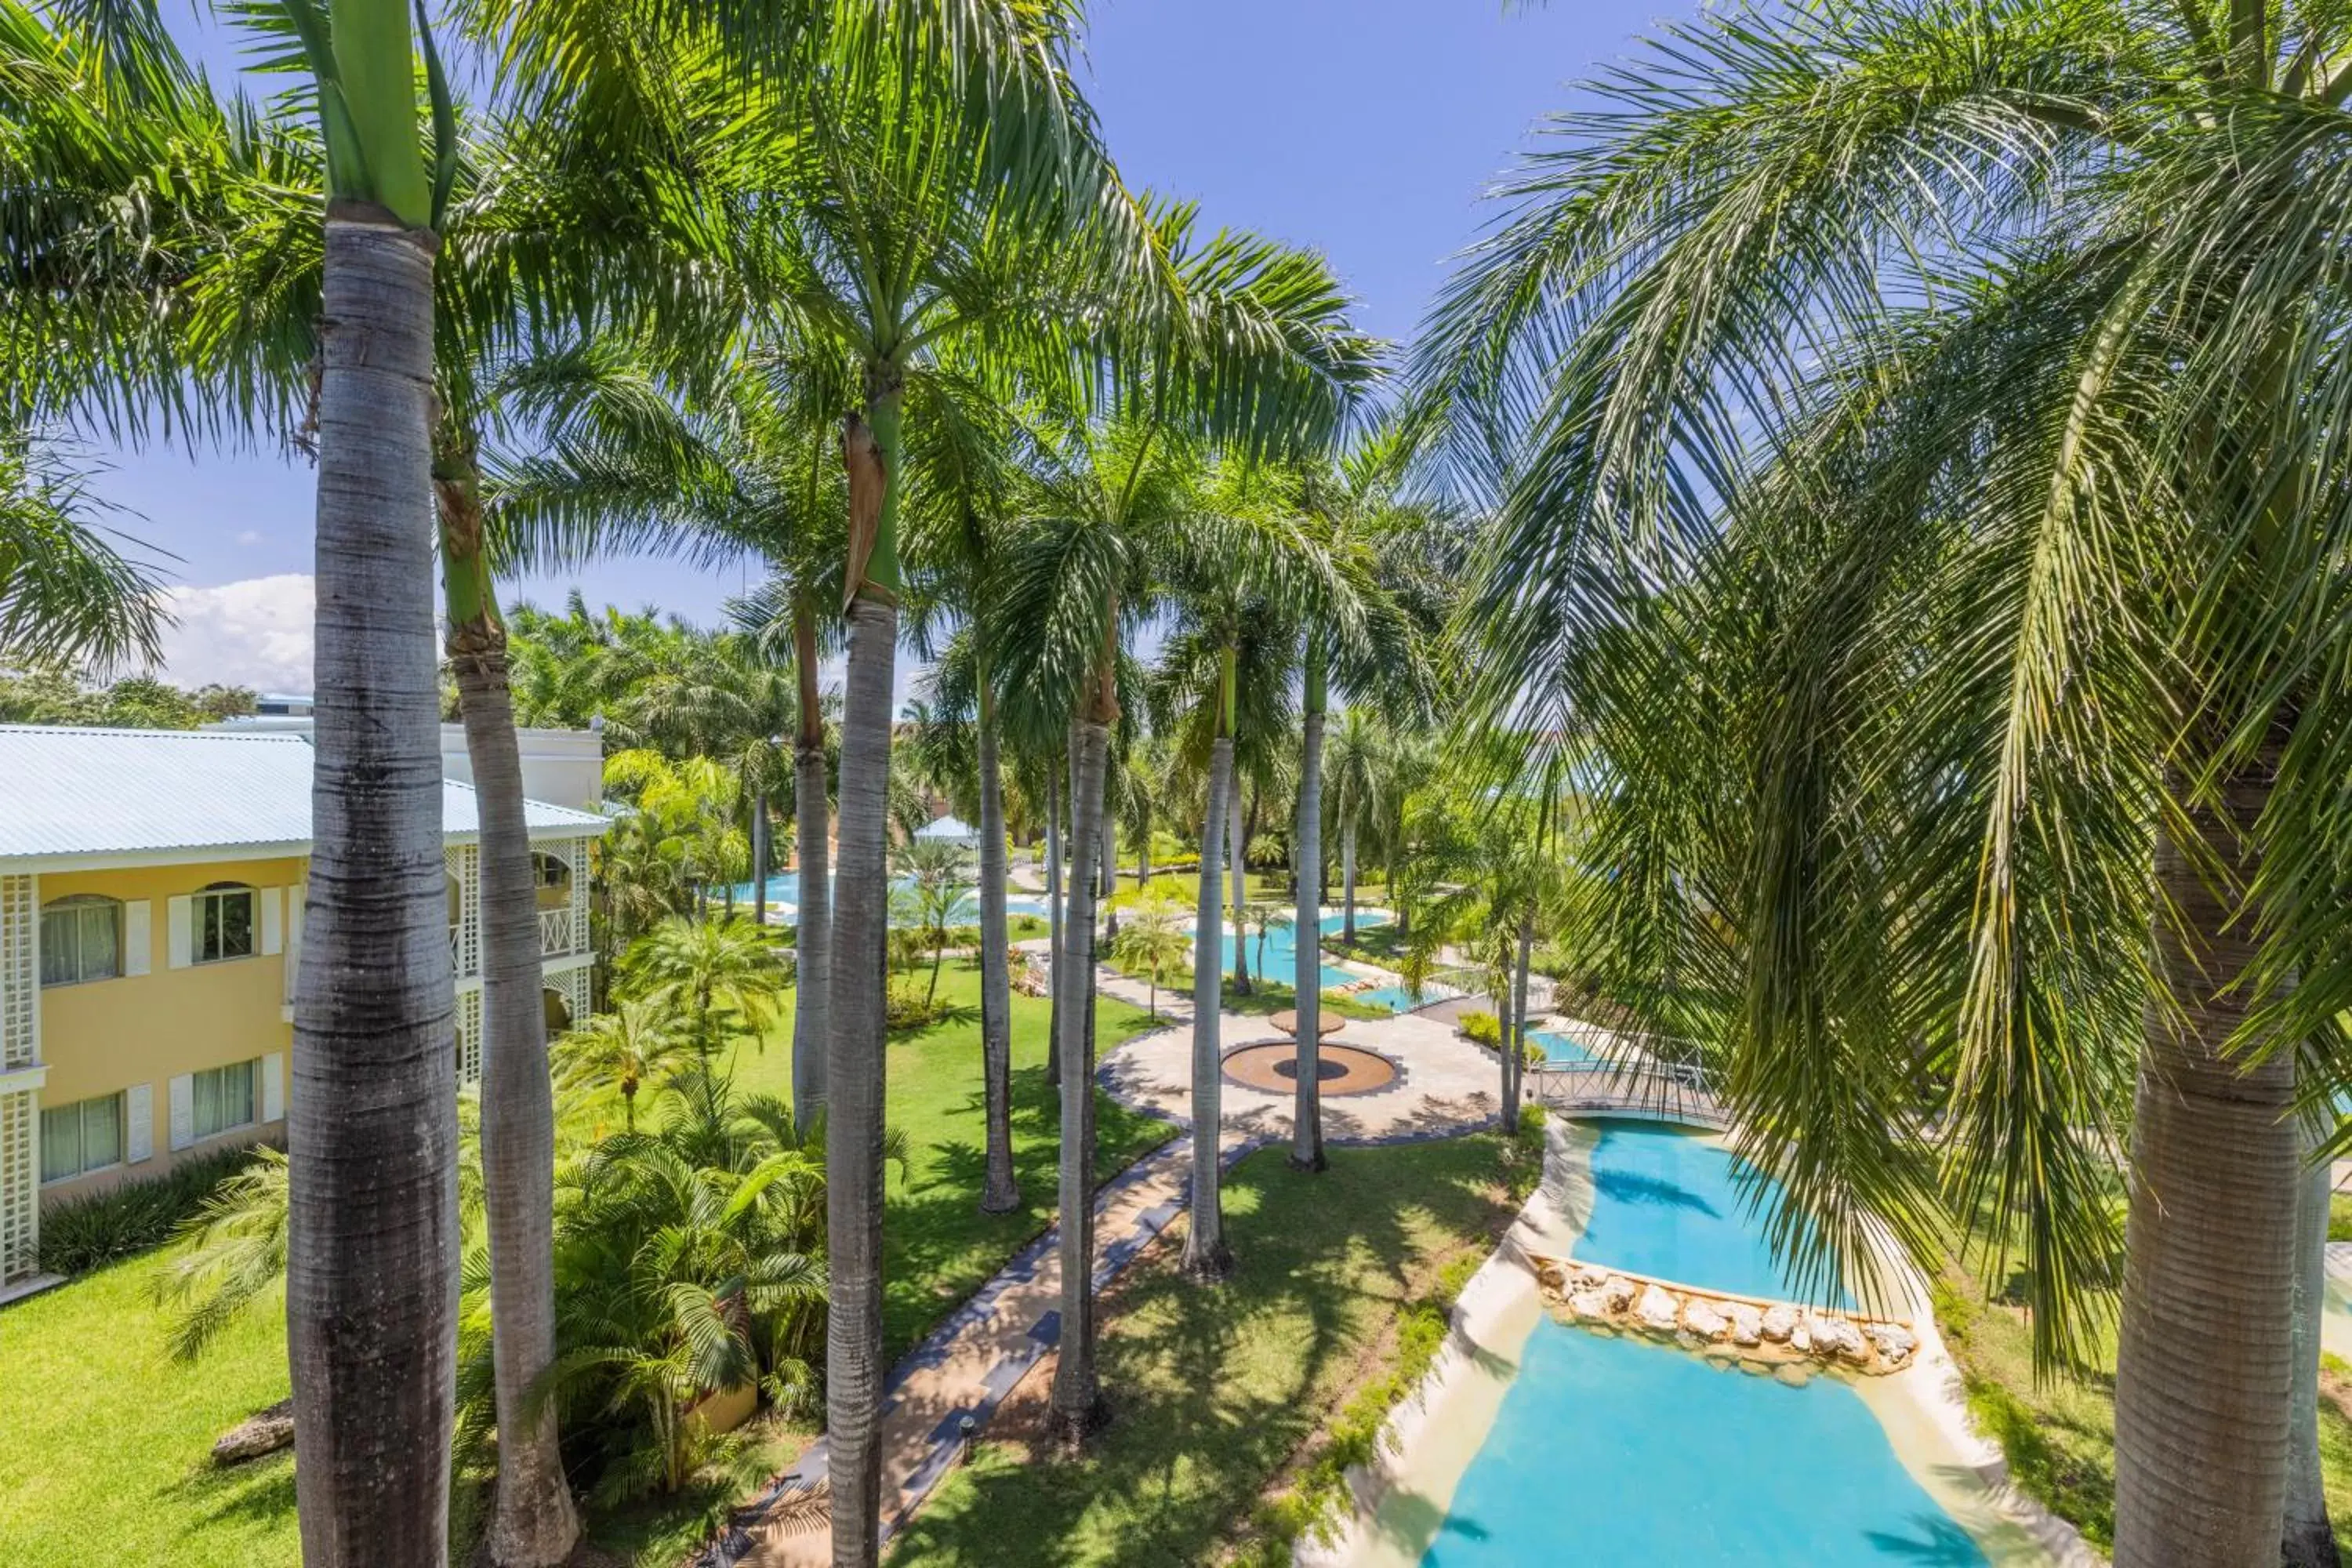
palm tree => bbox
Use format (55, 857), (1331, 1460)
(552, 1000), (693, 1134)
(1109, 898), (1188, 1020)
(1415, 5), (2352, 1561)
(490, 334), (848, 1133)
(0, 433), (165, 673)
(622, 914), (789, 1068)
(271, 5), (461, 1558)
(1322, 708), (1384, 944)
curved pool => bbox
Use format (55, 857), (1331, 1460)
(1421, 1319), (1987, 1566)
(1573, 1120), (1849, 1306)
(1405, 1120), (1991, 1566)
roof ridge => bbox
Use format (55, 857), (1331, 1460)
(0, 723), (307, 743)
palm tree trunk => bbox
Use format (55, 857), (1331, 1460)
(1229, 779), (1249, 996)
(975, 680), (1018, 1214)
(1100, 800), (1116, 900)
(1507, 913), (1533, 1129)
(826, 379), (903, 1568)
(1182, 735), (1234, 1281)
(750, 790), (768, 928)
(1290, 684), (1327, 1174)
(437, 438), (580, 1568)
(1044, 766), (1062, 1082)
(1049, 710), (1112, 1444)
(2113, 756), (2299, 1568)
(2285, 1105), (2337, 1568)
(1341, 816), (1358, 944)
(288, 211), (456, 1568)
(792, 594), (829, 1134)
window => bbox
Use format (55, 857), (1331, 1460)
(40, 896), (122, 986)
(192, 884), (255, 964)
(41, 1094), (124, 1183)
(193, 1060), (259, 1141)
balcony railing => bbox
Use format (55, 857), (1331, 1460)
(538, 908), (575, 957)
(449, 924), (467, 976)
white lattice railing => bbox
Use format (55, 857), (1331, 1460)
(0, 1088), (33, 1282)
(538, 908), (575, 956)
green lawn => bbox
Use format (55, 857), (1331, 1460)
(1933, 1247), (2352, 1559)
(885, 1134), (1523, 1567)
(0, 954), (1166, 1568)
(724, 955), (1172, 1361)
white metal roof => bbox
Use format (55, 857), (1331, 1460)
(0, 724), (608, 868)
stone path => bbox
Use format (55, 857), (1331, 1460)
(701, 953), (1498, 1566)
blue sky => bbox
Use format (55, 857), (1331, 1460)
(94, 0), (1687, 691)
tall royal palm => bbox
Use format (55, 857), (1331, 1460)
(1418, 5), (2352, 1563)
(283, 5), (459, 1560)
(759, 20), (1118, 1559)
(998, 213), (1377, 1401)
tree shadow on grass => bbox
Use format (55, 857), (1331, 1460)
(166, 1450), (296, 1533)
(886, 1138), (1517, 1567)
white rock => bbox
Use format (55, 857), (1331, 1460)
(1566, 1288), (1613, 1319)
(1636, 1285), (1681, 1332)
(1599, 1275), (1639, 1313)
(1682, 1298), (1730, 1341)
(1759, 1304), (1798, 1343)
(1790, 1324), (1812, 1352)
(1574, 1264), (1610, 1289)
(1806, 1314), (1870, 1363)
(1537, 1262), (1566, 1292)
(1866, 1323), (1918, 1363)
(1726, 1301), (1764, 1347)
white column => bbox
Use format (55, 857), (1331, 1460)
(0, 875), (39, 1280)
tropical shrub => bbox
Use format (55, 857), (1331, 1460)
(463, 1073), (863, 1508)
(37, 1142), (260, 1276)
(1458, 1010), (1502, 1048)
(886, 978), (952, 1032)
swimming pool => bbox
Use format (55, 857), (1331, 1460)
(1573, 1120), (1849, 1305)
(1210, 910), (1373, 992)
(1523, 1026), (1598, 1065)
(1421, 1317), (1987, 1566)
(1409, 1121), (1976, 1565)
(729, 870), (1050, 920)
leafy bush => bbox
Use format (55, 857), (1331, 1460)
(1459, 1010), (1502, 1047)
(886, 979), (951, 1032)
(36, 1143), (263, 1276)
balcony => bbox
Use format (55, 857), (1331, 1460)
(538, 908), (576, 957)
(449, 924), (469, 977)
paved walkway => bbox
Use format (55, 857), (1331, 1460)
(702, 955), (1499, 1566)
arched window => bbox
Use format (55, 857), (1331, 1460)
(40, 895), (122, 986)
(191, 882), (256, 964)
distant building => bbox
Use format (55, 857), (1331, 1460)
(0, 724), (609, 1290)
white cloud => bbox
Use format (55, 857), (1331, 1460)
(154, 574), (315, 693)
(234, 529), (265, 547)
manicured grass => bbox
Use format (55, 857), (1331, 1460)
(0, 955), (1163, 1568)
(2331, 1191), (2352, 1243)
(0, 1247), (299, 1568)
(1933, 1248), (2352, 1558)
(885, 1134), (1524, 1566)
(724, 956), (1171, 1363)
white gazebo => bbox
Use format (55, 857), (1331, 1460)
(913, 814), (979, 851)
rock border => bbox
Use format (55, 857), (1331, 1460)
(1535, 1257), (1919, 1378)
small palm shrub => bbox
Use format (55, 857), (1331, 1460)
(36, 1143), (262, 1276)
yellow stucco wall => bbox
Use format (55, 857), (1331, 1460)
(36, 857), (305, 1198)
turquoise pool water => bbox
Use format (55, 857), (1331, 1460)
(1525, 1026), (1598, 1065)
(1574, 1120), (1850, 1306)
(1214, 910), (1366, 991)
(1421, 1319), (1987, 1566)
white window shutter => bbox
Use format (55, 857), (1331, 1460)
(125, 1083), (153, 1163)
(260, 888), (283, 956)
(261, 1053), (285, 1123)
(166, 895), (192, 969)
(167, 1074), (194, 1151)
(122, 900), (151, 977)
